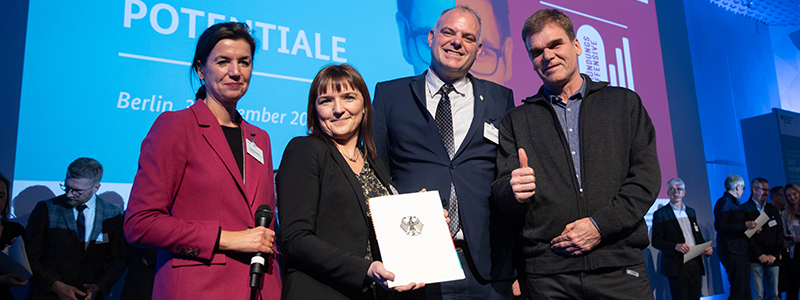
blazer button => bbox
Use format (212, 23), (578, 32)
(441, 198), (448, 207)
(449, 163), (455, 170)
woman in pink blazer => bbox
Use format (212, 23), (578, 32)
(124, 22), (281, 300)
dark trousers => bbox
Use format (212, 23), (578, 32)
(400, 249), (513, 300)
(667, 258), (703, 300)
(524, 263), (652, 300)
(786, 249), (800, 300)
(719, 253), (750, 300)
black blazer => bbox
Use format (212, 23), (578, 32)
(742, 199), (784, 262)
(651, 203), (707, 278)
(25, 195), (126, 300)
(277, 136), (393, 300)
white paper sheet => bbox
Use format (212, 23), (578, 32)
(683, 241), (712, 263)
(369, 191), (465, 287)
(745, 211), (769, 238)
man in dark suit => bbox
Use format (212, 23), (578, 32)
(373, 5), (515, 299)
(715, 174), (758, 300)
(743, 178), (783, 300)
(651, 178), (713, 300)
(26, 158), (125, 300)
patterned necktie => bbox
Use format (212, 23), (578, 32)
(76, 204), (87, 242)
(435, 83), (461, 238)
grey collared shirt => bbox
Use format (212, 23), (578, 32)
(545, 79), (587, 188)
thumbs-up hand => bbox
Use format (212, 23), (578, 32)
(510, 148), (536, 203)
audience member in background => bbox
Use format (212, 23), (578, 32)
(770, 185), (790, 294)
(782, 184), (800, 300)
(743, 178), (782, 300)
(278, 64), (426, 299)
(25, 158), (125, 300)
(0, 173), (26, 299)
(124, 22), (281, 300)
(714, 174), (757, 300)
(651, 178), (713, 300)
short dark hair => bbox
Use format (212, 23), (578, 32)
(66, 157), (103, 184)
(751, 177), (768, 187)
(438, 6), (483, 42)
(306, 64), (377, 158)
(770, 186), (784, 197)
(521, 9), (575, 45)
(0, 172), (10, 219)
(191, 22), (257, 99)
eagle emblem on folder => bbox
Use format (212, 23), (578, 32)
(400, 216), (423, 236)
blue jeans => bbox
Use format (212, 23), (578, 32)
(750, 262), (780, 300)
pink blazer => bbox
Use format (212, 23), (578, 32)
(125, 100), (281, 299)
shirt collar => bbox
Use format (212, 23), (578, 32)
(669, 202), (686, 214)
(544, 76), (587, 104)
(78, 194), (98, 212)
(426, 68), (469, 99)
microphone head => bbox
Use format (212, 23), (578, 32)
(255, 204), (272, 220)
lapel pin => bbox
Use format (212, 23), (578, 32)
(480, 95), (484, 101)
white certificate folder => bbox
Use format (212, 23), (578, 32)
(369, 191), (465, 287)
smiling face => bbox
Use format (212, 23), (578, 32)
(787, 187), (799, 207)
(752, 181), (769, 204)
(197, 39), (253, 104)
(316, 83), (365, 144)
(525, 22), (582, 92)
(428, 9), (482, 83)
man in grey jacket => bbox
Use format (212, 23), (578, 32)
(492, 8), (661, 299)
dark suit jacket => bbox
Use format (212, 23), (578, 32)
(742, 199), (784, 262)
(714, 192), (749, 256)
(25, 195), (126, 300)
(125, 100), (281, 300)
(372, 72), (515, 282)
(277, 136), (393, 299)
(651, 203), (707, 278)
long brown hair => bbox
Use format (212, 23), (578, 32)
(306, 64), (376, 158)
(786, 184), (800, 222)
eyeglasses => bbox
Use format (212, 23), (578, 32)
(59, 182), (93, 197)
(667, 187), (685, 192)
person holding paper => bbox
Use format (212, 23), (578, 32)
(714, 174), (757, 300)
(782, 184), (800, 300)
(25, 158), (125, 300)
(373, 5), (516, 299)
(651, 178), (712, 300)
(278, 64), (425, 299)
(124, 22), (281, 300)
(743, 177), (783, 300)
(0, 173), (26, 299)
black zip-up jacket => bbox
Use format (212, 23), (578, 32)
(492, 76), (661, 275)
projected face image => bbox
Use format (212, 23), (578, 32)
(428, 9), (482, 81)
(197, 39), (253, 104)
(396, 0), (455, 75)
(525, 22), (582, 90)
(459, 0), (512, 84)
(316, 84), (365, 143)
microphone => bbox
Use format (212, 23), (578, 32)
(250, 204), (273, 289)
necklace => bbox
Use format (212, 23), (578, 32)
(339, 148), (361, 162)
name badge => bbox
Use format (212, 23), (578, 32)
(246, 139), (264, 164)
(769, 219), (778, 227)
(484, 122), (499, 144)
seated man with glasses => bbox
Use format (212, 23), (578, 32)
(651, 178), (713, 300)
(26, 157), (125, 300)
